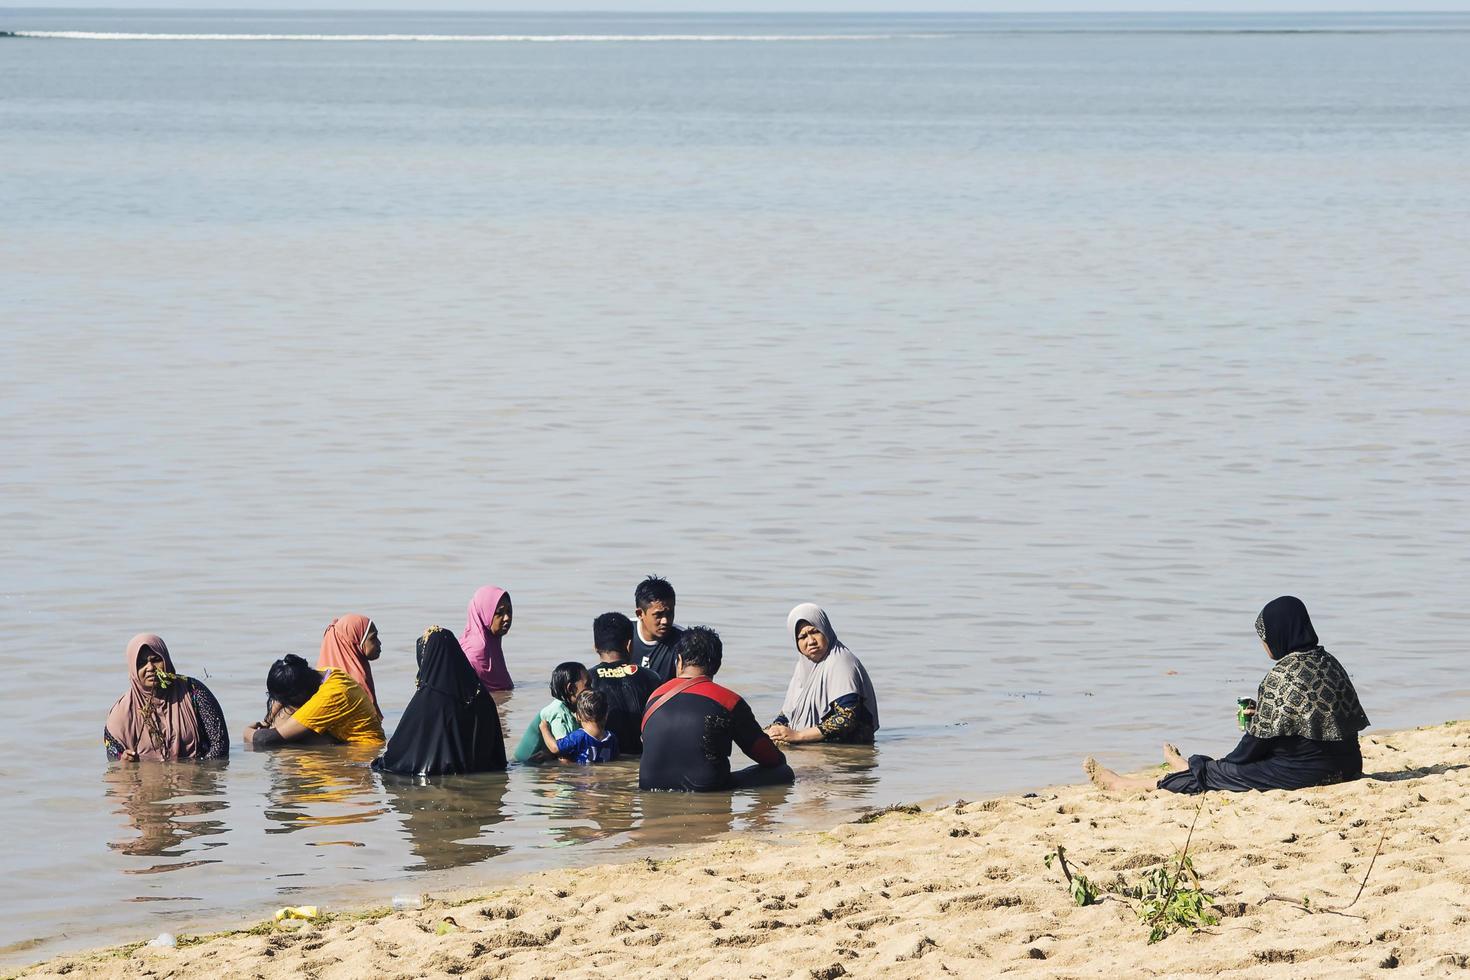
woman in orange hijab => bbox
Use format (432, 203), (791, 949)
(316, 615), (383, 719)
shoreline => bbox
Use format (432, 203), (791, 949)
(13, 720), (1470, 978)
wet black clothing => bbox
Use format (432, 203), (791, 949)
(639, 677), (791, 792)
(1158, 732), (1363, 794)
(633, 625), (683, 684)
(588, 658), (661, 755)
(374, 628), (506, 776)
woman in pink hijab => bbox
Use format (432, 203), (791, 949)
(460, 586), (514, 692)
(105, 634), (228, 761)
(316, 614), (383, 719)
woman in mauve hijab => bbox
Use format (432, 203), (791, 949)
(460, 586), (514, 693)
(105, 633), (228, 762)
(1085, 596), (1370, 795)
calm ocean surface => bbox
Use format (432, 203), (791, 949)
(2, 7), (1468, 964)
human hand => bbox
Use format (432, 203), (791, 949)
(120, 749), (139, 762)
(243, 722), (264, 742)
(766, 724), (796, 743)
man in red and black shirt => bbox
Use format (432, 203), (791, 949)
(639, 626), (794, 792)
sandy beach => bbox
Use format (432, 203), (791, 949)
(13, 720), (1469, 979)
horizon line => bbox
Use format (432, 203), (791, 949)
(4, 5), (1469, 11)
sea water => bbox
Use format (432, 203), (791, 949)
(1, 9), (1468, 964)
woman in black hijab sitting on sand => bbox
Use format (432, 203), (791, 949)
(1086, 596), (1370, 794)
(374, 626), (507, 777)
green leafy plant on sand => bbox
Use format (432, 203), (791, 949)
(1043, 849), (1100, 907)
(1043, 846), (1218, 944)
(1132, 855), (1219, 943)
(1044, 800), (1219, 944)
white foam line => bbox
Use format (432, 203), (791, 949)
(11, 30), (946, 42)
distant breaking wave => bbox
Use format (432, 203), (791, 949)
(5, 30), (945, 42)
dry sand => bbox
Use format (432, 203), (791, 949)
(14, 721), (1470, 979)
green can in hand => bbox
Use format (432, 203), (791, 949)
(1236, 697), (1257, 731)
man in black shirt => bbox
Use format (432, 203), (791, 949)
(631, 574), (683, 683)
(640, 626), (794, 792)
(586, 611), (661, 755)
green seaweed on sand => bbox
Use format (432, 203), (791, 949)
(852, 803), (921, 824)
(166, 906), (396, 952)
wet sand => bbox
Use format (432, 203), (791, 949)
(15, 720), (1470, 979)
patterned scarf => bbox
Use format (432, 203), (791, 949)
(1250, 647), (1370, 741)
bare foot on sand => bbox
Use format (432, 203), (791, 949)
(1084, 756), (1156, 794)
(1163, 743), (1187, 770)
(1083, 756), (1110, 787)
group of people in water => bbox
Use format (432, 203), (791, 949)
(104, 576), (880, 792)
(106, 581), (1372, 798)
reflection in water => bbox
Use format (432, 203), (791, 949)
(633, 780), (795, 847)
(262, 747), (386, 835)
(786, 744), (882, 818)
(512, 747), (879, 852)
(518, 761), (644, 848)
(104, 761), (228, 867)
(491, 688), (515, 735)
(380, 772), (510, 871)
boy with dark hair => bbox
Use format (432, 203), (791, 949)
(638, 627), (793, 791)
(632, 574), (683, 683)
(587, 611), (661, 755)
(554, 689), (619, 764)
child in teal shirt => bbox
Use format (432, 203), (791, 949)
(512, 662), (589, 763)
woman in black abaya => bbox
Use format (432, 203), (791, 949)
(375, 627), (507, 776)
(1085, 596), (1370, 794)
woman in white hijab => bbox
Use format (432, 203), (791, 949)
(764, 604), (879, 745)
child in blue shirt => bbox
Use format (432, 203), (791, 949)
(546, 689), (619, 764)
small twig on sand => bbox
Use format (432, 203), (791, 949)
(1260, 894), (1365, 920)
(1331, 828), (1387, 912)
(1151, 799), (1207, 930)
(1178, 799), (1206, 861)
(1259, 824), (1385, 920)
(1054, 845), (1076, 886)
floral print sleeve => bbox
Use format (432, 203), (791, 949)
(817, 693), (876, 744)
(189, 680), (229, 760)
(104, 728), (126, 761)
